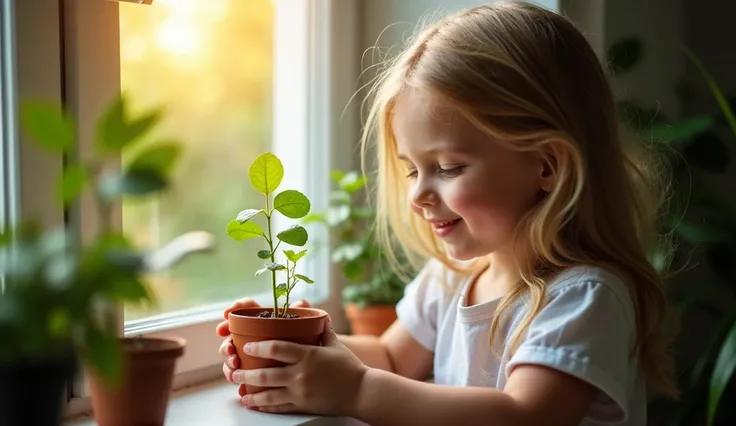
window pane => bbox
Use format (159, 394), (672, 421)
(119, 0), (275, 321)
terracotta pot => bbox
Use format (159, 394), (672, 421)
(228, 306), (328, 395)
(0, 352), (76, 426)
(88, 336), (185, 426)
(345, 303), (397, 336)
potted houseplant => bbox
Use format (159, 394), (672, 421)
(304, 170), (406, 336)
(0, 94), (214, 426)
(225, 152), (328, 395)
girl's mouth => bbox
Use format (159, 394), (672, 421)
(431, 218), (462, 237)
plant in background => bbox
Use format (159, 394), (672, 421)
(226, 153), (314, 318)
(0, 93), (213, 426)
(607, 37), (736, 426)
(304, 170), (405, 310)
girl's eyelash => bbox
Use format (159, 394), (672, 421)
(406, 170), (418, 178)
(405, 166), (464, 179)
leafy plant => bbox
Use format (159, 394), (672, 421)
(609, 37), (736, 426)
(0, 94), (214, 388)
(226, 153), (314, 318)
(303, 170), (406, 309)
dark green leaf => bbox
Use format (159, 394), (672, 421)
(96, 95), (161, 153)
(274, 190), (311, 219)
(20, 100), (74, 152)
(343, 260), (363, 281)
(294, 273), (314, 284)
(257, 250), (271, 259)
(98, 169), (167, 200)
(275, 283), (288, 299)
(283, 249), (307, 262)
(235, 209), (264, 223)
(332, 242), (364, 262)
(57, 164), (89, 206)
(266, 262), (286, 272)
(708, 319), (736, 426)
(647, 115), (714, 145)
(607, 37), (642, 75)
(226, 220), (264, 241)
(684, 132), (729, 173)
(83, 324), (122, 388)
(48, 308), (71, 338)
(674, 218), (729, 244)
(277, 225), (308, 247)
(103, 275), (151, 303)
(127, 143), (181, 175)
(339, 171), (368, 193)
(248, 152), (283, 195)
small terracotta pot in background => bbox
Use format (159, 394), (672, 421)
(228, 307), (328, 395)
(345, 303), (397, 337)
(88, 336), (185, 426)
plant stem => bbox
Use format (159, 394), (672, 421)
(266, 194), (278, 317)
(284, 259), (291, 316)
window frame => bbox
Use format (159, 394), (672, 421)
(58, 0), (360, 417)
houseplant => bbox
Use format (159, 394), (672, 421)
(607, 38), (736, 426)
(0, 94), (214, 426)
(225, 152), (328, 395)
(304, 170), (405, 336)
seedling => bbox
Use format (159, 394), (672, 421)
(226, 153), (314, 318)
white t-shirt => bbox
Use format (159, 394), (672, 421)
(396, 259), (647, 425)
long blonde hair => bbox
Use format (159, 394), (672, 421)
(360, 1), (678, 398)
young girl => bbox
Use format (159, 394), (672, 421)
(216, 2), (678, 425)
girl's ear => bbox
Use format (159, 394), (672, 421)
(538, 140), (562, 193)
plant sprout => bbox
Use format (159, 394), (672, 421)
(226, 153), (314, 318)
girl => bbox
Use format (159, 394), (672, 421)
(216, 2), (679, 425)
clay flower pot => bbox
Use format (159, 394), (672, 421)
(228, 306), (328, 394)
(88, 336), (185, 426)
(345, 303), (397, 337)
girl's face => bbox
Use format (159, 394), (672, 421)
(391, 89), (549, 261)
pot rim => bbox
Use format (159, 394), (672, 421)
(229, 306), (329, 320)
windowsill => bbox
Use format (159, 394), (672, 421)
(64, 378), (369, 426)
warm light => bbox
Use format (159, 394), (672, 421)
(155, 16), (199, 55)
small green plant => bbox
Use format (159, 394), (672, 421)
(226, 153), (314, 318)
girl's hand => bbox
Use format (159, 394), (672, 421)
(232, 320), (368, 416)
(216, 298), (311, 396)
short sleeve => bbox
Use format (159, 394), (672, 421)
(505, 279), (636, 424)
(395, 260), (445, 351)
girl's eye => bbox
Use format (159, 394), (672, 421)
(438, 166), (464, 177)
(405, 169), (418, 179)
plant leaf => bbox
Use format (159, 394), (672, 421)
(83, 324), (122, 388)
(98, 169), (167, 200)
(283, 249), (307, 262)
(57, 164), (89, 206)
(20, 100), (74, 152)
(326, 205), (351, 226)
(226, 220), (264, 241)
(683, 46), (736, 139)
(235, 209), (264, 223)
(708, 319), (736, 426)
(127, 142), (181, 175)
(255, 267), (268, 277)
(276, 225), (308, 247)
(103, 275), (151, 303)
(674, 218), (729, 244)
(332, 242), (364, 262)
(343, 260), (363, 282)
(294, 273), (314, 284)
(275, 283), (288, 299)
(647, 115), (714, 145)
(249, 152), (283, 195)
(257, 250), (271, 259)
(274, 190), (311, 219)
(330, 170), (346, 182)
(96, 95), (161, 153)
(301, 213), (326, 224)
(266, 262), (286, 271)
(339, 171), (368, 193)
(607, 37), (643, 75)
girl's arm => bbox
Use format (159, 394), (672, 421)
(353, 364), (597, 426)
(339, 320), (433, 380)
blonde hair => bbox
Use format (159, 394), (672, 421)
(360, 1), (678, 398)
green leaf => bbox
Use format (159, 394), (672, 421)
(332, 242), (364, 262)
(266, 262), (286, 271)
(708, 319), (736, 426)
(98, 169), (167, 200)
(226, 220), (264, 241)
(255, 267), (268, 277)
(674, 218), (729, 244)
(274, 190), (311, 219)
(103, 275), (151, 303)
(96, 95), (161, 153)
(339, 171), (368, 193)
(607, 37), (642, 75)
(277, 225), (308, 247)
(683, 46), (736, 139)
(330, 170), (346, 182)
(343, 260), (364, 281)
(257, 250), (271, 259)
(647, 115), (714, 145)
(48, 308), (71, 338)
(330, 190), (351, 205)
(57, 164), (89, 206)
(20, 100), (74, 152)
(283, 249), (307, 262)
(235, 209), (264, 223)
(275, 283), (288, 299)
(84, 324), (123, 388)
(127, 142), (181, 175)
(294, 273), (314, 284)
(249, 152), (283, 195)
(302, 213), (326, 224)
